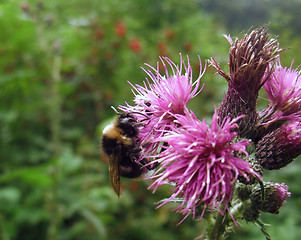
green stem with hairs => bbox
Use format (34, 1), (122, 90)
(209, 212), (227, 240)
(208, 203), (232, 240)
(207, 199), (244, 240)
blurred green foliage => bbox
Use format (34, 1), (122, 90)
(0, 0), (300, 240)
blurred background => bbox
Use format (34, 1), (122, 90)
(0, 0), (300, 239)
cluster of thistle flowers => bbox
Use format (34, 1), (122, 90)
(119, 26), (301, 224)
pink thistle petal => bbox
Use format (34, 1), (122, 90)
(148, 109), (260, 222)
(119, 55), (206, 157)
(260, 59), (301, 124)
(255, 59), (301, 141)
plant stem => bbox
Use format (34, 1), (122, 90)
(255, 219), (272, 240)
(45, 43), (64, 240)
(46, 51), (62, 240)
(209, 211), (227, 240)
(0, 214), (9, 240)
(49, 52), (62, 156)
(34, 9), (63, 239)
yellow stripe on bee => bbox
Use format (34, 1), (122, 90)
(102, 120), (133, 146)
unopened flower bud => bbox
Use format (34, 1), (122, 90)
(242, 204), (260, 222)
(256, 121), (301, 170)
(250, 182), (291, 214)
(237, 184), (252, 201)
(210, 26), (281, 138)
(238, 155), (263, 184)
(218, 88), (258, 138)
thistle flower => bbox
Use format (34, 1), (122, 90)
(256, 120), (301, 170)
(209, 26), (281, 138)
(148, 110), (259, 221)
(255, 60), (301, 140)
(250, 182), (291, 214)
(119, 55), (205, 155)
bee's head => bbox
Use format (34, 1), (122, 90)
(118, 114), (138, 138)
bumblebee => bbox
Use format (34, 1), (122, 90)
(101, 111), (154, 197)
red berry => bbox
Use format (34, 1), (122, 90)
(157, 42), (167, 56)
(94, 29), (104, 41)
(164, 29), (174, 39)
(115, 21), (126, 37)
(184, 42), (193, 52)
(129, 38), (141, 53)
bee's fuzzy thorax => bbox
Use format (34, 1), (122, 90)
(102, 118), (132, 146)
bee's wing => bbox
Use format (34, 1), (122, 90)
(108, 154), (121, 197)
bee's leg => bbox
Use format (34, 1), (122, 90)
(149, 161), (159, 170)
(140, 158), (159, 171)
(143, 142), (168, 170)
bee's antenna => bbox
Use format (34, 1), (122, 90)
(131, 111), (150, 120)
(111, 106), (120, 115)
(110, 106), (150, 120)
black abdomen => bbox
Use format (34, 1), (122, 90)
(102, 135), (144, 178)
(102, 136), (120, 156)
(119, 141), (144, 178)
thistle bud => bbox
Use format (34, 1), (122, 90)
(209, 26), (281, 138)
(256, 121), (301, 170)
(242, 204), (260, 222)
(238, 155), (263, 184)
(217, 88), (258, 138)
(250, 182), (291, 214)
(237, 184), (252, 201)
